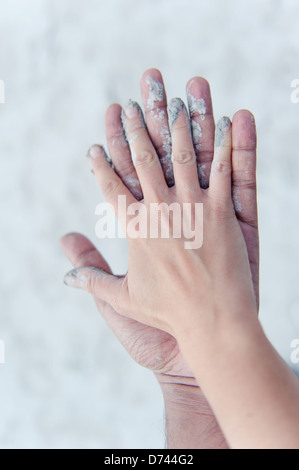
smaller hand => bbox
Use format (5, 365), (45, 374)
(61, 69), (259, 380)
(63, 97), (257, 364)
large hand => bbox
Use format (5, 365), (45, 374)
(61, 70), (258, 449)
(61, 69), (259, 379)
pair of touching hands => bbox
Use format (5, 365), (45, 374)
(61, 68), (259, 377)
(61, 68), (260, 448)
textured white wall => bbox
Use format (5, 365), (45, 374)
(0, 0), (299, 448)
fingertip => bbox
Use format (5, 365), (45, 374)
(168, 97), (189, 130)
(141, 69), (166, 112)
(232, 110), (257, 148)
(63, 267), (92, 290)
(186, 76), (210, 92)
(141, 67), (163, 83)
(87, 144), (113, 170)
(59, 232), (80, 250)
(233, 109), (255, 125)
(59, 233), (69, 247)
(105, 103), (123, 128)
(186, 77), (213, 124)
(186, 77), (212, 109)
(63, 266), (124, 310)
(215, 116), (232, 148)
(59, 232), (95, 263)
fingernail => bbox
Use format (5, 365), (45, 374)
(87, 145), (113, 168)
(146, 76), (164, 109)
(121, 101), (146, 142)
(123, 99), (141, 119)
(88, 145), (103, 159)
(215, 116), (231, 147)
(186, 91), (207, 120)
(63, 269), (78, 287)
(168, 98), (185, 129)
(63, 268), (88, 289)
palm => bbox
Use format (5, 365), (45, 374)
(94, 298), (188, 375)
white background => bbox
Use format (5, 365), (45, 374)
(0, 0), (299, 449)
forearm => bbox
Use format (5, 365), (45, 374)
(178, 317), (299, 449)
(156, 374), (228, 449)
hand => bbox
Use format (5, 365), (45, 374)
(61, 69), (258, 448)
(64, 101), (257, 346)
(61, 69), (259, 375)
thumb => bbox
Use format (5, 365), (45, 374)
(60, 232), (112, 273)
(64, 266), (128, 313)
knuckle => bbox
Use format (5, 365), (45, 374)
(172, 150), (195, 165)
(110, 128), (127, 147)
(102, 178), (120, 195)
(233, 145), (256, 152)
(116, 161), (135, 179)
(155, 141), (171, 158)
(135, 150), (156, 167)
(127, 122), (146, 135)
(86, 273), (97, 296)
(214, 160), (231, 174)
(233, 172), (256, 190)
(111, 291), (121, 313)
(88, 271), (105, 298)
(210, 196), (234, 219)
(172, 121), (191, 132)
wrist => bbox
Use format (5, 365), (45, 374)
(155, 373), (228, 449)
(175, 307), (261, 384)
(155, 372), (207, 411)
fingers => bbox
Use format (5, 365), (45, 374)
(121, 100), (168, 199)
(209, 117), (233, 205)
(105, 103), (143, 201)
(232, 110), (258, 227)
(140, 68), (174, 187)
(60, 232), (112, 273)
(88, 144), (136, 222)
(63, 266), (129, 313)
(169, 98), (200, 198)
(186, 77), (215, 189)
